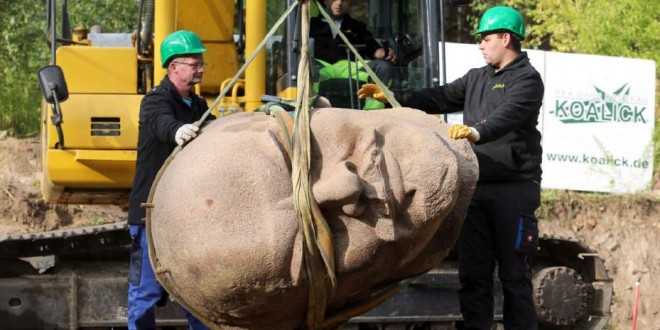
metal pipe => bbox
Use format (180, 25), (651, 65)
(354, 59), (361, 109)
(50, 0), (56, 64)
(420, 0), (440, 88)
(439, 0), (447, 85)
(236, 0), (245, 62)
(439, 0), (448, 122)
(140, 0), (155, 56)
(346, 48), (355, 108)
(136, 0), (144, 54)
(154, 0), (175, 80)
(244, 0), (268, 111)
(286, 0), (300, 92)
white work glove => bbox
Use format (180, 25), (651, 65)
(175, 124), (199, 145)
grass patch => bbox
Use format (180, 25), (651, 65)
(0, 81), (41, 138)
(538, 189), (659, 223)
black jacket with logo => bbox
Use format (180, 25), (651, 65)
(394, 52), (544, 182)
(310, 14), (382, 63)
(128, 76), (214, 225)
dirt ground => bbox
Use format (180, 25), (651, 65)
(0, 135), (126, 234)
(538, 190), (660, 329)
(0, 134), (658, 329)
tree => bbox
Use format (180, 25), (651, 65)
(0, 0), (48, 136)
(463, 0), (659, 77)
(0, 0), (137, 137)
(526, 0), (659, 67)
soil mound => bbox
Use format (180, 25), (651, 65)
(0, 134), (125, 234)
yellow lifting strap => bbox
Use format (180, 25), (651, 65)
(273, 102), (410, 329)
(146, 1), (402, 328)
(144, 3), (302, 329)
(292, 1), (337, 328)
(284, 1), (409, 328)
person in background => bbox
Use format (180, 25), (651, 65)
(358, 6), (544, 329)
(311, 0), (394, 83)
(72, 25), (91, 45)
(127, 29), (214, 330)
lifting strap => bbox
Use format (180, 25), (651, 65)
(144, 3), (302, 329)
(272, 107), (411, 329)
(270, 102), (412, 329)
(292, 1), (337, 328)
(146, 1), (403, 329)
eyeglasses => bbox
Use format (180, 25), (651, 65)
(173, 61), (208, 70)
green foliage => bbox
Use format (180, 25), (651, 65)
(526, 0), (659, 68)
(66, 0), (138, 33)
(0, 0), (46, 137)
(467, 0), (659, 77)
(0, 0), (137, 137)
(0, 85), (42, 137)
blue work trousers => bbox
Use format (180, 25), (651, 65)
(128, 225), (208, 330)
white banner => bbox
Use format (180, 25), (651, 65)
(542, 52), (655, 192)
(438, 43), (656, 193)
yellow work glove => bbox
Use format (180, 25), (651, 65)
(357, 83), (389, 104)
(447, 124), (479, 142)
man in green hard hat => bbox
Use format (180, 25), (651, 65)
(127, 29), (214, 330)
(358, 6), (543, 329)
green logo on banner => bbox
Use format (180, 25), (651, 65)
(551, 83), (647, 124)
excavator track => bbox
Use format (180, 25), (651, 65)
(0, 225), (611, 329)
(346, 234), (612, 329)
(0, 221), (130, 259)
(534, 235), (613, 330)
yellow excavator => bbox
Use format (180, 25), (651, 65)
(0, 0), (611, 328)
(38, 0), (252, 205)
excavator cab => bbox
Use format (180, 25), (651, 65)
(263, 0), (440, 110)
(307, 0), (420, 111)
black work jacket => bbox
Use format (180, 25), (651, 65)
(310, 14), (382, 63)
(128, 76), (214, 225)
(394, 52), (544, 182)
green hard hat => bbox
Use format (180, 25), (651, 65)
(160, 30), (207, 68)
(476, 6), (525, 40)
